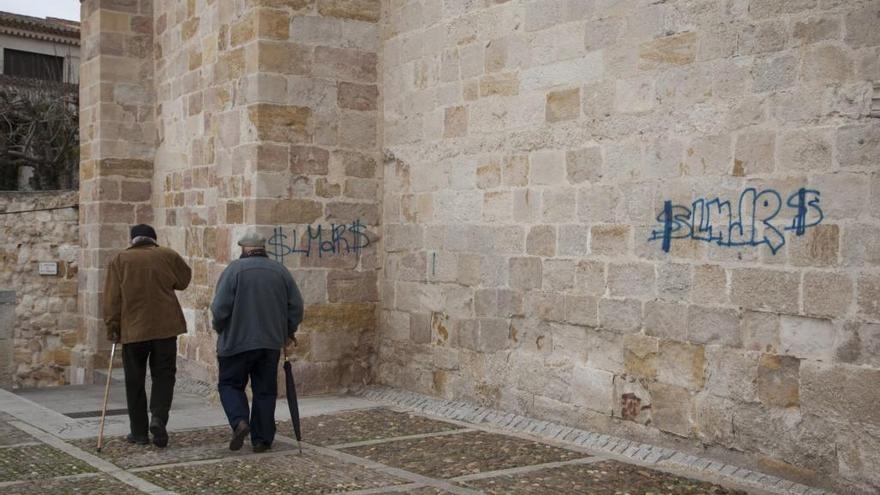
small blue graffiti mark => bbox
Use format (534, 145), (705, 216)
(649, 187), (823, 255)
(268, 219), (370, 263)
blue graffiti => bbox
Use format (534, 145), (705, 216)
(649, 187), (823, 254)
(268, 219), (370, 263)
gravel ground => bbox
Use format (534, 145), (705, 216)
(463, 460), (749, 494)
(70, 425), (294, 468)
(0, 444), (97, 482)
(278, 407), (463, 446)
(342, 429), (587, 479)
(5, 474), (147, 494)
(138, 450), (406, 494)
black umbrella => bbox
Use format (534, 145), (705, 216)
(283, 349), (303, 453)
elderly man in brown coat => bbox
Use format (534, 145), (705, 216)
(103, 224), (191, 448)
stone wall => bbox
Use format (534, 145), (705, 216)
(0, 191), (79, 388)
(103, 0), (383, 394)
(377, 1), (880, 493)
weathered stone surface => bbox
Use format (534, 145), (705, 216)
(730, 269), (799, 314)
(779, 315), (834, 361)
(248, 104), (312, 143)
(657, 340), (706, 391)
(801, 361), (880, 425)
(803, 271), (852, 318)
(509, 257), (542, 290)
(686, 306), (741, 347)
(318, 0), (380, 22)
(639, 32), (697, 68)
(571, 364), (614, 414)
(648, 382), (693, 437)
(757, 354), (799, 408)
(546, 87), (580, 123)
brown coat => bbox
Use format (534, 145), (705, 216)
(103, 243), (192, 344)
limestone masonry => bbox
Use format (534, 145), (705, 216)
(38, 0), (880, 493)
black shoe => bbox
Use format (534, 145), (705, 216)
(229, 420), (250, 451)
(126, 433), (149, 445)
(149, 418), (168, 448)
(252, 442), (271, 453)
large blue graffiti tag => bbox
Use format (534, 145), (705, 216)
(268, 219), (370, 263)
(648, 187), (823, 254)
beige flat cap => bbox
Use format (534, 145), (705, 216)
(237, 232), (267, 247)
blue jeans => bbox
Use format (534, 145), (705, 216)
(218, 348), (280, 446)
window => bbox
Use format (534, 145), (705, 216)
(3, 49), (64, 82)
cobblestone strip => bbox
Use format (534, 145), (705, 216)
(125, 445), (310, 473)
(449, 456), (606, 483)
(0, 441), (41, 448)
(274, 434), (483, 495)
(335, 483), (425, 494)
(361, 387), (834, 495)
(9, 420), (174, 495)
(327, 428), (475, 449)
(0, 472), (100, 489)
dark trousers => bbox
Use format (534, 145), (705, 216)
(218, 348), (280, 446)
(121, 337), (177, 438)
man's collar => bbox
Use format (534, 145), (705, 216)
(129, 236), (158, 248)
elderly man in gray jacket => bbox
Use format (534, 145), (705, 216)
(211, 232), (304, 452)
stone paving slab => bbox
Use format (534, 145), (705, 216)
(341, 430), (587, 479)
(5, 473), (147, 494)
(0, 413), (36, 446)
(0, 443), (97, 482)
(138, 450), (407, 494)
(279, 408), (464, 447)
(461, 460), (749, 494)
(70, 425), (295, 469)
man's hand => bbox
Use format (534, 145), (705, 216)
(108, 330), (120, 344)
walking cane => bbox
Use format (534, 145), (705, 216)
(96, 342), (117, 452)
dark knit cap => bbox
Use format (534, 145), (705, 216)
(130, 224), (157, 240)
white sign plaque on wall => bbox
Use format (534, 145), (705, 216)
(38, 262), (59, 276)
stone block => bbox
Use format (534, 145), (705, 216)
(313, 46), (377, 82)
(598, 298), (641, 333)
(733, 130), (775, 176)
(289, 146), (330, 175)
(248, 199), (308, 227)
(509, 257), (542, 290)
(327, 270), (377, 303)
(520, 52), (603, 91)
(254, 41), (312, 75)
(479, 72), (519, 97)
(835, 321), (880, 368)
(779, 315), (835, 360)
(644, 301), (687, 341)
(526, 225), (556, 257)
(684, 134), (732, 176)
(443, 106), (467, 138)
(656, 263), (692, 302)
(566, 147), (602, 185)
(339, 110), (377, 148)
(338, 150), (376, 178)
(614, 77), (655, 114)
(638, 32), (697, 69)
(574, 260), (605, 296)
(529, 150), (566, 186)
(657, 340), (706, 391)
(546, 87), (580, 122)
(803, 271), (852, 318)
(787, 223), (839, 267)
(541, 187), (576, 223)
(623, 333), (658, 379)
(648, 382), (692, 437)
(737, 21), (786, 55)
(802, 45), (854, 82)
(577, 184), (621, 223)
(801, 361), (880, 425)
(571, 364), (614, 414)
(482, 191), (513, 223)
(757, 354), (800, 408)
(476, 157), (501, 190)
(338, 82), (378, 111)
(730, 268), (799, 314)
(687, 306), (741, 347)
(778, 128), (833, 172)
(606, 262), (655, 299)
(742, 311), (779, 354)
(844, 6), (880, 48)
(248, 104), (312, 143)
(563, 295), (598, 327)
(302, 302), (375, 332)
(841, 224), (880, 267)
(590, 225), (630, 256)
(318, 0), (380, 22)
(705, 347), (758, 402)
(557, 224), (589, 257)
(502, 154), (529, 186)
(524, 291), (564, 323)
(857, 273), (880, 322)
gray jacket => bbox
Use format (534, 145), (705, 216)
(210, 254), (304, 357)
